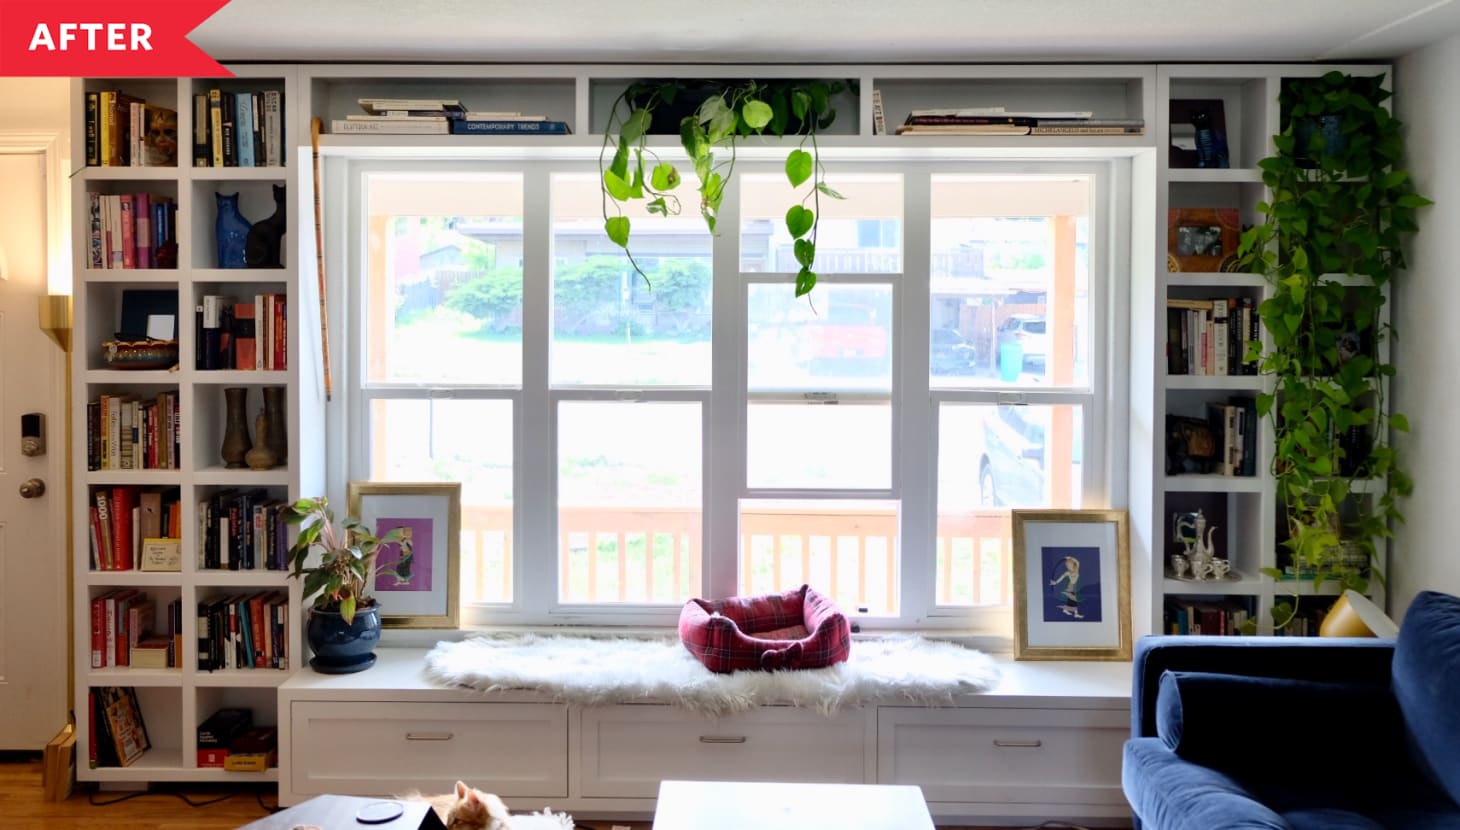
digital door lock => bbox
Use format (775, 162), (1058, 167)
(21, 412), (43, 457)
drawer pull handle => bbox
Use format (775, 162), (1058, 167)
(993, 739), (1042, 748)
(698, 736), (748, 744)
(405, 732), (455, 742)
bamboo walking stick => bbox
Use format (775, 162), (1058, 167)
(310, 117), (333, 400)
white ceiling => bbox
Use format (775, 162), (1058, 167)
(196, 0), (1460, 64)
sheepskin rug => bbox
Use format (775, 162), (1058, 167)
(424, 634), (1000, 716)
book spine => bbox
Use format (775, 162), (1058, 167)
(90, 595), (105, 667)
(118, 196), (135, 270)
(99, 91), (115, 166)
(903, 115), (1036, 127)
(193, 93), (209, 167)
(449, 119), (571, 134)
(263, 90), (282, 167)
(221, 92), (236, 167)
(208, 89), (223, 168)
(236, 92), (255, 167)
(87, 193), (102, 269)
(134, 192), (151, 269)
(85, 92), (100, 166)
(330, 119), (448, 134)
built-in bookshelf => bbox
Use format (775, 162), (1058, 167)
(70, 66), (306, 786)
(1142, 64), (1393, 639)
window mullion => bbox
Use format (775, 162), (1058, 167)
(706, 169), (744, 600)
(899, 168), (934, 626)
(517, 164), (554, 619)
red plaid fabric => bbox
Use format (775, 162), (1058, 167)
(678, 584), (852, 674)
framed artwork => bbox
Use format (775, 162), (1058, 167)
(347, 481), (461, 629)
(1012, 509), (1131, 661)
(1167, 208), (1242, 273)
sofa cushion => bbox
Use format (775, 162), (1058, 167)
(1394, 590), (1460, 805)
(1123, 738), (1287, 830)
(1156, 670), (1402, 782)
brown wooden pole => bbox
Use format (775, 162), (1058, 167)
(310, 117), (334, 401)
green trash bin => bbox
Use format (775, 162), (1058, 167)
(999, 341), (1023, 381)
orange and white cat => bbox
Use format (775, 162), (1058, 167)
(409, 781), (575, 830)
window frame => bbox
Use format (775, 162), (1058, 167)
(333, 155), (1129, 636)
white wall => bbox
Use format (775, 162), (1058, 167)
(1392, 39), (1460, 619)
(0, 78), (69, 133)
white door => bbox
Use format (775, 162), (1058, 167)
(0, 149), (68, 749)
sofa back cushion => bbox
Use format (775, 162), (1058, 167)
(1393, 590), (1460, 804)
(1157, 670), (1401, 782)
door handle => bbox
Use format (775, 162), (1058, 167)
(18, 478), (44, 499)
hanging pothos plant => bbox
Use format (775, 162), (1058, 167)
(600, 78), (847, 297)
(1237, 70), (1431, 631)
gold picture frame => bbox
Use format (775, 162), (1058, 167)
(347, 481), (461, 629)
(1166, 208), (1242, 273)
(1012, 509), (1132, 661)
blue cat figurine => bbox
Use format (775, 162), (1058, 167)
(215, 192), (252, 269)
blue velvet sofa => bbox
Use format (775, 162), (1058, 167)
(1123, 590), (1460, 829)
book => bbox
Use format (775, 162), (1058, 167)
(232, 302), (256, 369)
(908, 107), (1094, 119)
(130, 637), (171, 669)
(449, 119), (571, 135)
(894, 124), (1031, 135)
(331, 119), (448, 134)
(903, 115), (1036, 127)
(193, 93), (209, 166)
(98, 686), (150, 767)
(358, 97), (465, 115)
(1029, 125), (1146, 135)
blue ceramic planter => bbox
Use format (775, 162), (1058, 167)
(306, 604), (382, 673)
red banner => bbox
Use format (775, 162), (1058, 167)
(0, 0), (232, 77)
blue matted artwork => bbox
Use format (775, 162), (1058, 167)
(1041, 545), (1102, 623)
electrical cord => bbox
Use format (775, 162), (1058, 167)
(87, 786), (235, 808)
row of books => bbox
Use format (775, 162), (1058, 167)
(89, 486), (182, 571)
(84, 92), (176, 167)
(86, 193), (177, 270)
(1163, 599), (1251, 636)
(199, 489), (293, 571)
(198, 707), (277, 770)
(86, 393), (181, 471)
(893, 106), (1145, 136)
(197, 591), (289, 671)
(1165, 396), (1258, 477)
(197, 294), (288, 371)
(191, 89), (285, 168)
(89, 686), (149, 768)
(88, 590), (182, 668)
(1167, 297), (1260, 376)
(331, 97), (570, 135)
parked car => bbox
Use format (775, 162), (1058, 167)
(930, 327), (979, 375)
(978, 404), (1046, 507)
(996, 313), (1048, 369)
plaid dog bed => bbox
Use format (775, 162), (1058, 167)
(678, 584), (852, 673)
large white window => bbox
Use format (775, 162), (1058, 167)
(348, 159), (1114, 631)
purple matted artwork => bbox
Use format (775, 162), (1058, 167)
(374, 517), (433, 592)
(1041, 545), (1103, 623)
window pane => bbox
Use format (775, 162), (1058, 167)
(747, 403), (891, 490)
(366, 173), (524, 385)
(935, 402), (1084, 607)
(550, 173), (711, 387)
(739, 499), (899, 616)
(371, 398), (513, 603)
(558, 401), (702, 603)
(748, 283), (893, 393)
(740, 173), (903, 273)
(929, 176), (1089, 388)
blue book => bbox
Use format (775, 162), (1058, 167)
(236, 93), (255, 167)
(450, 120), (571, 135)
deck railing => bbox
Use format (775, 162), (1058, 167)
(458, 504), (1012, 609)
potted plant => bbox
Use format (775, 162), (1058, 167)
(599, 78), (848, 298)
(286, 496), (414, 673)
(1238, 71), (1431, 631)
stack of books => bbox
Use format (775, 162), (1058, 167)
(331, 98), (571, 135)
(895, 107), (1145, 136)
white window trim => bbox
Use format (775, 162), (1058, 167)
(328, 154), (1131, 636)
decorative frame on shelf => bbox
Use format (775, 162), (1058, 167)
(1012, 508), (1132, 661)
(1167, 208), (1242, 273)
(347, 481), (461, 629)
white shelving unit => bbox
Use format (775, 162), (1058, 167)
(69, 65), (314, 786)
(1142, 64), (1393, 638)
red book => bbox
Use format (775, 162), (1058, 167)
(273, 296), (286, 370)
(250, 593), (267, 668)
(119, 195), (135, 269)
(232, 303), (256, 370)
(90, 595), (106, 668)
(110, 486), (137, 570)
(134, 192), (152, 268)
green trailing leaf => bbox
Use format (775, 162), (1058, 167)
(1390, 412), (1410, 432)
(795, 266), (817, 297)
(785, 204), (814, 239)
(651, 163), (680, 191)
(621, 108), (652, 145)
(605, 216), (631, 248)
(742, 99), (773, 130)
(603, 169), (633, 202)
(785, 149), (813, 188)
(646, 197), (668, 216)
(816, 182), (846, 200)
(794, 238), (815, 268)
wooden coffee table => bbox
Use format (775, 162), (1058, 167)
(651, 780), (935, 830)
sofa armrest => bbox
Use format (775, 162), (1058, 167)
(1132, 635), (1395, 737)
(1123, 738), (1290, 830)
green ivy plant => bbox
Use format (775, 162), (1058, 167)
(1237, 71), (1431, 631)
(600, 78), (846, 297)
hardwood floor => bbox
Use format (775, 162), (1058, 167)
(1, 754), (1016, 830)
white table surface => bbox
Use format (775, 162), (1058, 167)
(651, 780), (936, 830)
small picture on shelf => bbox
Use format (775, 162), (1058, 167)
(1167, 208), (1242, 273)
(1169, 98), (1230, 169)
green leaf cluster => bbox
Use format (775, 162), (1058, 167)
(600, 79), (847, 297)
(1237, 72), (1430, 630)
(285, 497), (415, 625)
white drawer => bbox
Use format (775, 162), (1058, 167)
(290, 701), (568, 798)
(877, 707), (1126, 806)
(579, 704), (868, 798)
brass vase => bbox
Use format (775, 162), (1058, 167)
(220, 387), (252, 468)
(245, 412), (278, 471)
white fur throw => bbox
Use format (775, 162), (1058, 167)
(424, 634), (1000, 716)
